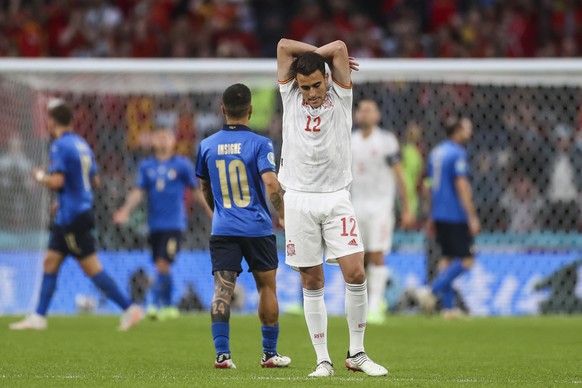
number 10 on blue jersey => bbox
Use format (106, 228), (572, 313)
(215, 159), (250, 208)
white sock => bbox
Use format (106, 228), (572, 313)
(367, 264), (389, 315)
(345, 281), (367, 356)
(303, 288), (331, 364)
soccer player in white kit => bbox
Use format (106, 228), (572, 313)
(351, 99), (415, 325)
(277, 38), (388, 377)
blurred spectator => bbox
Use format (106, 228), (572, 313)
(500, 174), (544, 233)
(0, 134), (35, 230)
(2, 1), (582, 59)
(544, 124), (582, 231)
(473, 152), (502, 231)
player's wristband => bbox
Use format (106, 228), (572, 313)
(35, 170), (46, 183)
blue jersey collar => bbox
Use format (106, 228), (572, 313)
(223, 124), (251, 132)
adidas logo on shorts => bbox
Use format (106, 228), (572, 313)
(348, 239), (358, 246)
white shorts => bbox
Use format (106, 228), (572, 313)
(284, 189), (364, 269)
(353, 200), (394, 253)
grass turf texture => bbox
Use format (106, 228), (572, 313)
(1, 315), (581, 387)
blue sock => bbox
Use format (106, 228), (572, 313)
(262, 324), (279, 355)
(36, 273), (57, 316)
(91, 271), (131, 310)
(152, 275), (162, 307)
(440, 286), (455, 309)
(159, 273), (172, 307)
(212, 322), (230, 355)
(432, 260), (465, 295)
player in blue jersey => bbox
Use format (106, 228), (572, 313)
(195, 83), (290, 369)
(418, 117), (481, 317)
(114, 127), (212, 320)
(10, 100), (143, 331)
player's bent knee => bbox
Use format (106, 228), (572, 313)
(43, 251), (64, 273)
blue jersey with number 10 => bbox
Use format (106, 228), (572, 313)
(195, 124), (276, 237)
(49, 132), (97, 226)
(427, 140), (469, 223)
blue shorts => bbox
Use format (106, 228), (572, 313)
(48, 210), (96, 260)
(149, 230), (182, 263)
(209, 235), (278, 275)
(434, 221), (474, 258)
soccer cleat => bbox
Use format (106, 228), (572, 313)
(416, 287), (438, 314)
(9, 313), (47, 331)
(442, 308), (467, 320)
(215, 353), (236, 369)
(118, 304), (144, 331)
(146, 305), (159, 320)
(308, 360), (334, 377)
(345, 351), (388, 376)
(260, 352), (292, 368)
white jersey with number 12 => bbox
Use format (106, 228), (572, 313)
(278, 77), (353, 193)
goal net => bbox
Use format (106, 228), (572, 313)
(0, 59), (581, 316)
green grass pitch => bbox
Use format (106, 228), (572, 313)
(1, 314), (581, 387)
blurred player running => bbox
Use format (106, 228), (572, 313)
(419, 117), (480, 317)
(10, 100), (143, 331)
(114, 127), (212, 321)
(277, 38), (388, 377)
(351, 99), (415, 324)
(195, 83), (290, 369)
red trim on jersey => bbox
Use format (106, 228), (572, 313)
(332, 77), (352, 89)
(278, 77), (294, 85)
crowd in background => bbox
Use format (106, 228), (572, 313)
(3, 0), (582, 58)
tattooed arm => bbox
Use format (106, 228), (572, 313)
(261, 171), (285, 220)
(211, 270), (237, 323)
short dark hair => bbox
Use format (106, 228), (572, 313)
(48, 103), (73, 126)
(222, 83), (251, 119)
(290, 52), (326, 78)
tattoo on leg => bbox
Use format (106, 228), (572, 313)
(211, 271), (236, 322)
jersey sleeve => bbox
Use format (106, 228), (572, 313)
(257, 137), (277, 175)
(453, 150), (469, 178)
(48, 143), (66, 174)
(136, 160), (148, 189)
(183, 158), (198, 188)
(331, 76), (353, 107)
(385, 132), (401, 166)
(278, 78), (299, 104)
(195, 144), (210, 180)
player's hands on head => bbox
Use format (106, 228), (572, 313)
(348, 57), (359, 72)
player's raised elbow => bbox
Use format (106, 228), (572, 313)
(277, 39), (290, 55)
(331, 40), (348, 56)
